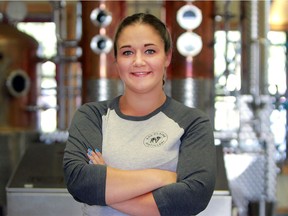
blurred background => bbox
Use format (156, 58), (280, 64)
(0, 0), (288, 215)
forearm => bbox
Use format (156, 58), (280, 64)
(110, 192), (160, 216)
(87, 148), (176, 205)
(105, 166), (175, 205)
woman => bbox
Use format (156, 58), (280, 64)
(63, 13), (216, 216)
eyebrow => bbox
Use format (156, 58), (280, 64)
(119, 43), (156, 49)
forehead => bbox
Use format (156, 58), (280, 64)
(117, 23), (162, 45)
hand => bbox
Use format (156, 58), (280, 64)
(87, 148), (106, 165)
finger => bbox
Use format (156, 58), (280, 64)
(87, 151), (96, 164)
(87, 148), (104, 165)
(94, 149), (105, 165)
(87, 153), (101, 164)
(87, 148), (99, 164)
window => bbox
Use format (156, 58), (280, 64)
(17, 22), (57, 133)
(214, 29), (287, 160)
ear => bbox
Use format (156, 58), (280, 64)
(165, 49), (172, 67)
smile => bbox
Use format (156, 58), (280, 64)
(131, 71), (152, 76)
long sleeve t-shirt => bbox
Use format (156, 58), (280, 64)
(63, 96), (216, 216)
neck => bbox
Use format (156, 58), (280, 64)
(119, 91), (166, 116)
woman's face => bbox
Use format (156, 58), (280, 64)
(115, 23), (171, 95)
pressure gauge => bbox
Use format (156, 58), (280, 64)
(176, 32), (203, 57)
(90, 35), (113, 54)
(90, 8), (112, 27)
(177, 4), (202, 30)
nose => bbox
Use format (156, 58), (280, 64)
(133, 52), (145, 67)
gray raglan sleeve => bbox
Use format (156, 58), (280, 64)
(63, 103), (107, 206)
(152, 111), (216, 216)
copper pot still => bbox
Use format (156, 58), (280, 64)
(0, 23), (39, 130)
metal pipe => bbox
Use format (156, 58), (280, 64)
(247, 0), (260, 99)
(258, 0), (270, 95)
(51, 0), (82, 130)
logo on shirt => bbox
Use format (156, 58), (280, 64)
(143, 131), (168, 148)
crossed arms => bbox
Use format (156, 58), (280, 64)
(87, 148), (176, 215)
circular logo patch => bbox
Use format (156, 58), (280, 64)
(143, 131), (168, 148)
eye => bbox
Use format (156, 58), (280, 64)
(122, 50), (133, 56)
(145, 49), (155, 55)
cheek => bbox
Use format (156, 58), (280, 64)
(116, 61), (129, 77)
(117, 57), (130, 67)
(152, 59), (168, 72)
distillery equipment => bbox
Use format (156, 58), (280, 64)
(0, 23), (38, 130)
(0, 22), (40, 214)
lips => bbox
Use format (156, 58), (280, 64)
(131, 71), (152, 77)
